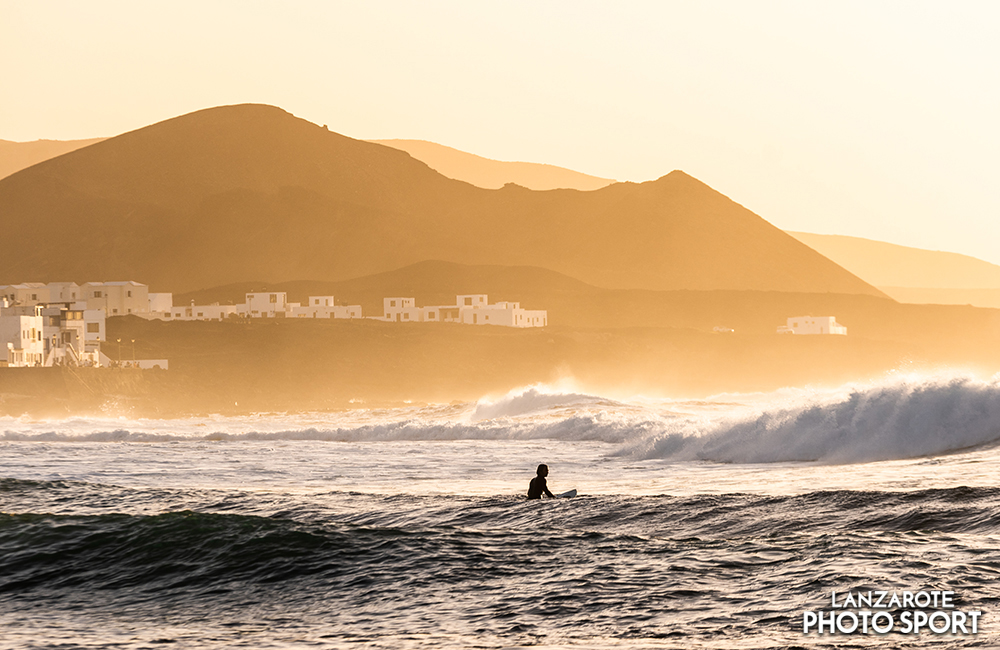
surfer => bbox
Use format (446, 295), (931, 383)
(527, 464), (555, 499)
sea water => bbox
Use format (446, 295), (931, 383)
(3, 373), (1000, 648)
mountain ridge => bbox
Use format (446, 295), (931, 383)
(369, 138), (614, 191)
(788, 231), (1000, 289)
(0, 103), (884, 298)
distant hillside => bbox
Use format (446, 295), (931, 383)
(788, 232), (1000, 289)
(176, 260), (985, 344)
(789, 232), (1000, 308)
(0, 138), (106, 180)
(871, 287), (1000, 309)
(369, 139), (615, 191)
(0, 103), (883, 297)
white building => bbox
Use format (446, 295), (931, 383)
(140, 291), (362, 322)
(149, 293), (173, 312)
(382, 297), (420, 323)
(0, 283), (49, 307)
(1, 281), (163, 319)
(38, 306), (105, 366)
(162, 303), (239, 321)
(467, 301), (547, 327)
(379, 294), (547, 328)
(777, 316), (847, 335)
(83, 281), (149, 316)
(0, 308), (45, 367)
(290, 296), (362, 319)
(46, 282), (81, 303)
(243, 292), (288, 318)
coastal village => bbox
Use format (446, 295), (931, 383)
(0, 280), (551, 368)
(1, 280), (845, 368)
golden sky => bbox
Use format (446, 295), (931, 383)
(2, 1), (998, 264)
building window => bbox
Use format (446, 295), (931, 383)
(270, 294), (277, 303)
(127, 291), (132, 297)
(390, 300), (396, 307)
(464, 298), (473, 306)
(94, 291), (102, 298)
(87, 323), (100, 333)
(113, 309), (118, 314)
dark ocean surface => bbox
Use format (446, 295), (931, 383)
(3, 377), (1000, 648)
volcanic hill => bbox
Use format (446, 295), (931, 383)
(0, 137), (106, 181)
(0, 104), (883, 297)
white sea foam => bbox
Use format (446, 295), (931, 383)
(3, 374), (999, 465)
(624, 374), (1000, 464)
(470, 385), (623, 421)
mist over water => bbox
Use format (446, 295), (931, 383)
(3, 372), (1000, 648)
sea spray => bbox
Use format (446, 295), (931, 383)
(623, 374), (1000, 464)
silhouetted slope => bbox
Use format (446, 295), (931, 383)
(789, 232), (1000, 289)
(0, 104), (884, 297)
(369, 139), (615, 191)
(0, 138), (106, 180)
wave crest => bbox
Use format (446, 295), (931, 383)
(625, 375), (1000, 464)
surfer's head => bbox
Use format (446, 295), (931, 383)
(536, 464), (548, 477)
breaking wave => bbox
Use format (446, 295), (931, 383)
(626, 375), (1000, 464)
(4, 375), (1000, 465)
(470, 386), (622, 421)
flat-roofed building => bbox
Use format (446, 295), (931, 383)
(83, 281), (149, 315)
(244, 292), (288, 318)
(776, 316), (847, 335)
(0, 308), (45, 367)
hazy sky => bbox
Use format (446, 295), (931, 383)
(2, 1), (998, 264)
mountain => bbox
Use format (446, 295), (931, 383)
(788, 232), (1000, 289)
(0, 138), (106, 180)
(789, 232), (1000, 308)
(0, 103), (884, 297)
(368, 139), (614, 191)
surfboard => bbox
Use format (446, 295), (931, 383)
(556, 489), (577, 498)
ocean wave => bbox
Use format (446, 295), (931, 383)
(470, 385), (623, 421)
(0, 413), (654, 444)
(5, 489), (999, 647)
(624, 375), (1000, 464)
(4, 375), (1000, 466)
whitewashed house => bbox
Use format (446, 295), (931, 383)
(382, 297), (421, 322)
(163, 303), (239, 321)
(45, 282), (81, 303)
(38, 306), (105, 366)
(142, 292), (361, 321)
(290, 296), (362, 319)
(380, 294), (547, 328)
(0, 307), (45, 367)
(469, 301), (548, 327)
(777, 316), (847, 335)
(0, 283), (49, 307)
(149, 293), (173, 312)
(243, 292), (288, 318)
(83, 281), (149, 316)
